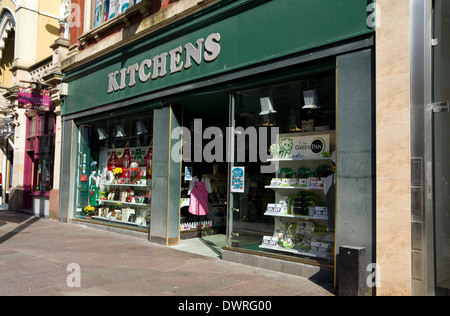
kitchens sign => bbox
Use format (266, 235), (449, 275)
(107, 33), (221, 94)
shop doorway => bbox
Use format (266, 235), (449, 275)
(175, 93), (229, 258)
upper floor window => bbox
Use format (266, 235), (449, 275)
(26, 112), (56, 194)
(94, 0), (142, 27)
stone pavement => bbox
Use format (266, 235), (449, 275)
(0, 207), (336, 297)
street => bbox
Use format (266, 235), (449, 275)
(0, 207), (335, 297)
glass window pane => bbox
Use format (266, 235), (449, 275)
(39, 114), (45, 135)
(74, 113), (154, 229)
(434, 0), (450, 103)
(117, 0), (130, 15)
(29, 116), (36, 137)
(94, 0), (103, 27)
(229, 72), (336, 264)
(36, 135), (55, 192)
(434, 0), (450, 295)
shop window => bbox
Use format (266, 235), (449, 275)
(94, 0), (142, 27)
(75, 113), (153, 231)
(25, 113), (56, 194)
(229, 71), (336, 264)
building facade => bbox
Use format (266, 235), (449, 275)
(27, 0), (450, 296)
(0, 0), (70, 219)
(60, 0), (376, 292)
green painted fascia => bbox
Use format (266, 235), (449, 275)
(63, 0), (374, 116)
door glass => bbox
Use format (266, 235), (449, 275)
(434, 0), (450, 295)
(434, 0), (450, 103)
(434, 108), (450, 295)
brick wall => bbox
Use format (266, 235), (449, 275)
(69, 0), (85, 47)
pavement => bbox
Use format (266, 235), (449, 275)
(0, 206), (336, 297)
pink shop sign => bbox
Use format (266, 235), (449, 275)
(18, 88), (52, 111)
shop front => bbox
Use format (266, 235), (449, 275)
(60, 0), (376, 286)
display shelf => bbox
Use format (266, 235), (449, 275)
(268, 157), (331, 162)
(91, 215), (149, 228)
(263, 133), (334, 262)
(259, 240), (329, 259)
(265, 185), (324, 191)
(97, 199), (150, 207)
(101, 182), (151, 188)
(264, 212), (328, 221)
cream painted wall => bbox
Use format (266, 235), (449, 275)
(375, 0), (412, 296)
(14, 0), (61, 67)
(37, 0), (60, 62)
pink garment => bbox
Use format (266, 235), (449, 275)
(189, 181), (210, 216)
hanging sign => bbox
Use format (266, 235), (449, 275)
(231, 167), (245, 193)
(278, 133), (330, 159)
(18, 88), (52, 111)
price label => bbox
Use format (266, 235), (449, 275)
(310, 242), (328, 257)
(313, 207), (328, 219)
(266, 204), (282, 215)
(262, 236), (278, 248)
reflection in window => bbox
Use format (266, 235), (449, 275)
(94, 0), (142, 27)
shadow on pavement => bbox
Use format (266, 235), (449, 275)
(0, 210), (41, 245)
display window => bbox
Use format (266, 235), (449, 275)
(228, 70), (336, 264)
(25, 112), (56, 194)
(74, 113), (153, 230)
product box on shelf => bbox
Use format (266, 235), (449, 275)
(265, 204), (284, 215)
(309, 177), (324, 189)
(269, 178), (282, 187)
(313, 206), (328, 219)
(121, 208), (136, 222)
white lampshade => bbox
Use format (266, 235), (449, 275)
(116, 125), (126, 137)
(97, 128), (108, 140)
(259, 97), (277, 115)
(136, 121), (148, 135)
(302, 90), (321, 109)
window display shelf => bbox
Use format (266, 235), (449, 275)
(91, 216), (149, 228)
(265, 185), (324, 192)
(101, 183), (151, 188)
(268, 157), (331, 162)
(259, 240), (329, 259)
(97, 199), (150, 207)
(264, 212), (328, 221)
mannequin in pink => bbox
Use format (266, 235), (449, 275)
(188, 172), (212, 217)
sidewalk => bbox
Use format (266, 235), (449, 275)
(0, 207), (336, 296)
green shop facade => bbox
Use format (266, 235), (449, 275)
(60, 0), (376, 287)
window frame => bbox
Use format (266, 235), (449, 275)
(93, 0), (142, 28)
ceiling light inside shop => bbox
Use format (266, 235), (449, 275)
(116, 125), (126, 138)
(302, 89), (321, 109)
(97, 128), (108, 140)
(136, 121), (148, 135)
(259, 97), (277, 127)
(259, 97), (277, 115)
